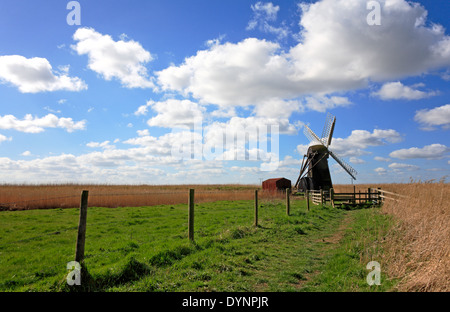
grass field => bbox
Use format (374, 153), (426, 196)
(0, 197), (395, 292)
(1, 181), (448, 292)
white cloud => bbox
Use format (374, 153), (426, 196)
(157, 38), (294, 107)
(296, 144), (310, 156)
(72, 27), (154, 88)
(389, 144), (449, 160)
(414, 104), (450, 130)
(293, 0), (450, 82)
(303, 95), (351, 113)
(349, 157), (365, 164)
(137, 129), (150, 137)
(374, 156), (391, 162)
(145, 99), (206, 128)
(374, 167), (387, 175)
(246, 2), (289, 40)
(388, 162), (420, 171)
(0, 114), (86, 133)
(86, 141), (115, 150)
(156, 0), (450, 113)
(0, 150), (169, 184)
(21, 151), (32, 156)
(254, 98), (302, 118)
(134, 103), (151, 116)
(0, 55), (87, 93)
(0, 134), (12, 143)
(329, 129), (403, 157)
(373, 81), (438, 100)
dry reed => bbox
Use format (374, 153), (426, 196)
(376, 181), (450, 292)
(0, 184), (285, 210)
(335, 180), (450, 292)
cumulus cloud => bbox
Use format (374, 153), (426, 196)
(296, 144), (310, 156)
(141, 99), (206, 128)
(246, 2), (289, 40)
(0, 114), (86, 133)
(0, 150), (168, 184)
(349, 157), (365, 164)
(388, 162), (420, 171)
(86, 141), (115, 150)
(303, 95), (351, 113)
(374, 156), (391, 162)
(0, 55), (87, 93)
(372, 82), (438, 100)
(414, 104), (450, 130)
(156, 0), (450, 114)
(72, 27), (154, 88)
(157, 38), (294, 107)
(0, 134), (12, 144)
(329, 129), (403, 157)
(389, 144), (449, 159)
(374, 167), (387, 175)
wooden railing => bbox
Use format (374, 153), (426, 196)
(369, 188), (409, 203)
(304, 187), (405, 208)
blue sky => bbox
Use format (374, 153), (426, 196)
(0, 0), (449, 185)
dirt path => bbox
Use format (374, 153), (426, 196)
(295, 212), (355, 289)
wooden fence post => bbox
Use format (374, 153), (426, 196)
(377, 187), (382, 203)
(75, 190), (89, 263)
(188, 189), (195, 241)
(254, 190), (258, 227)
(286, 188), (290, 216)
(330, 188), (334, 208)
(306, 190), (310, 211)
(320, 189), (324, 206)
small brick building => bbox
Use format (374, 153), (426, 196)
(262, 178), (291, 192)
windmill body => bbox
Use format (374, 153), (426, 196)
(295, 113), (357, 191)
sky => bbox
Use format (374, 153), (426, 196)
(0, 0), (449, 185)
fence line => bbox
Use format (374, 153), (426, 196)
(1, 187), (297, 288)
(370, 188), (409, 202)
(0, 189), (288, 211)
(304, 187), (407, 208)
(2, 186), (407, 289)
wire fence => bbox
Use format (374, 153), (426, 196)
(0, 187), (298, 290)
(0, 188), (289, 211)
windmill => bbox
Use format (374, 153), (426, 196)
(294, 113), (357, 191)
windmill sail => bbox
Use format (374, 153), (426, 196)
(328, 150), (357, 180)
(321, 113), (336, 147)
(304, 124), (322, 144)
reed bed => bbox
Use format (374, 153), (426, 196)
(337, 180), (449, 292)
(378, 181), (449, 292)
(0, 184), (285, 210)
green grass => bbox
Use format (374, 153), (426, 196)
(0, 199), (398, 292)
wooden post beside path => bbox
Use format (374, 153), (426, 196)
(75, 190), (89, 263)
(306, 190), (310, 211)
(188, 189), (195, 241)
(286, 188), (290, 216)
(254, 190), (258, 227)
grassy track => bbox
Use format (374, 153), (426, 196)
(0, 198), (397, 292)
